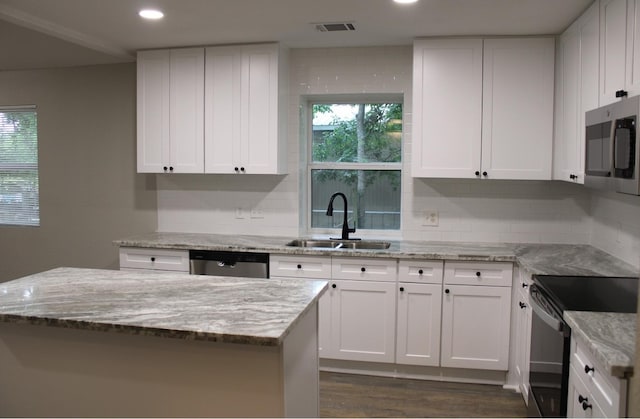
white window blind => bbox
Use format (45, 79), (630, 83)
(0, 106), (39, 226)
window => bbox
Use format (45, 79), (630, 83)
(309, 102), (402, 232)
(0, 107), (39, 226)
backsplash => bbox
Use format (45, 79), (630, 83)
(156, 45), (638, 268)
(590, 189), (640, 269)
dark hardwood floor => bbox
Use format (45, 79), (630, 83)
(320, 372), (527, 418)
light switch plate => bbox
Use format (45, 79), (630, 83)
(422, 210), (438, 226)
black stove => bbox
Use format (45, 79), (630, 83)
(534, 275), (638, 314)
(528, 275), (638, 417)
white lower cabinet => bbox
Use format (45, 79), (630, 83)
(567, 335), (627, 418)
(396, 282), (442, 366)
(119, 247), (190, 272)
(441, 261), (513, 371)
(270, 254), (514, 375)
(513, 269), (533, 400)
(326, 279), (397, 363)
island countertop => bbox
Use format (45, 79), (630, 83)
(0, 267), (327, 346)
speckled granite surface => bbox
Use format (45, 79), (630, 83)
(115, 232), (639, 277)
(564, 311), (637, 378)
(0, 267), (327, 346)
(114, 232), (640, 377)
(114, 232), (518, 261)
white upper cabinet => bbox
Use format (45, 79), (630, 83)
(205, 43), (287, 174)
(137, 43), (287, 175)
(482, 38), (555, 180)
(137, 48), (205, 173)
(412, 39), (483, 178)
(554, 1), (600, 184)
(412, 38), (554, 180)
(600, 0), (640, 104)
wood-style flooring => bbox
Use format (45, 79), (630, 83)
(320, 372), (527, 418)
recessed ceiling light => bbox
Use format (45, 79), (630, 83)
(394, 0), (419, 3)
(139, 9), (164, 20)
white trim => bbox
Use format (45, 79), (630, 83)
(0, 4), (133, 60)
(0, 105), (36, 111)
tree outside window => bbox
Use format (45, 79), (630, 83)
(310, 102), (402, 231)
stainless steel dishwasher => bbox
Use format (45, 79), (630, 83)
(189, 250), (269, 278)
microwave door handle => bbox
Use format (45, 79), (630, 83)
(529, 296), (564, 333)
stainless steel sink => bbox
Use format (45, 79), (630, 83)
(286, 239), (391, 250)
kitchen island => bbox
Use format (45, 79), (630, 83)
(0, 267), (327, 417)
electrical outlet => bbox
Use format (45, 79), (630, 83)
(250, 209), (264, 219)
(422, 210), (439, 226)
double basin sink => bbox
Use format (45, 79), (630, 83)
(286, 239), (391, 250)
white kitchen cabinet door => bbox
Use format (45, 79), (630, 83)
(555, 23), (581, 183)
(169, 48), (205, 173)
(411, 39), (483, 178)
(204, 46), (242, 174)
(626, 0), (640, 93)
(441, 284), (512, 370)
(600, 0), (629, 105)
(514, 287), (532, 399)
(204, 43), (287, 175)
(318, 284), (333, 358)
(396, 283), (442, 366)
(328, 280), (396, 363)
(554, 1), (599, 184)
(567, 365), (606, 418)
(481, 38), (554, 180)
(137, 48), (205, 173)
(137, 50), (170, 173)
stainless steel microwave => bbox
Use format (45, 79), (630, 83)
(585, 95), (640, 195)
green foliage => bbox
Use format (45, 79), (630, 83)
(0, 111), (38, 164)
(311, 103), (402, 190)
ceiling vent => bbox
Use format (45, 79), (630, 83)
(314, 22), (356, 32)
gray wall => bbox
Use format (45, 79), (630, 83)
(0, 63), (157, 282)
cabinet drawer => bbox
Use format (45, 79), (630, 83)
(119, 247), (189, 272)
(332, 257), (397, 282)
(398, 259), (443, 284)
(570, 336), (625, 418)
(269, 254), (331, 279)
(568, 364), (606, 418)
(444, 261), (512, 287)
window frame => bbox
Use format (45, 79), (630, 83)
(0, 105), (39, 227)
(305, 96), (403, 237)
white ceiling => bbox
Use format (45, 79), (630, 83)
(0, 0), (593, 71)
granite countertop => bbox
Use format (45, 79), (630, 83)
(114, 232), (639, 277)
(564, 311), (637, 378)
(114, 232), (640, 378)
(0, 267), (327, 346)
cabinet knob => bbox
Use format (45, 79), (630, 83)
(399, 287), (405, 292)
(361, 267), (366, 272)
(475, 271), (481, 277)
(163, 166), (168, 172)
(475, 171), (480, 176)
(418, 269), (424, 275)
(331, 283), (337, 289)
(234, 167), (239, 172)
(584, 364), (594, 375)
(150, 257), (156, 262)
(582, 402), (592, 411)
(522, 283), (528, 289)
(445, 289), (450, 294)
(578, 395), (588, 404)
(297, 264), (302, 269)
(569, 174), (576, 180)
(616, 89), (628, 98)
(482, 171), (487, 177)
(519, 301), (526, 309)
(169, 166), (174, 172)
(240, 167), (245, 172)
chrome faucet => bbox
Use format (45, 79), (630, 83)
(326, 192), (357, 240)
